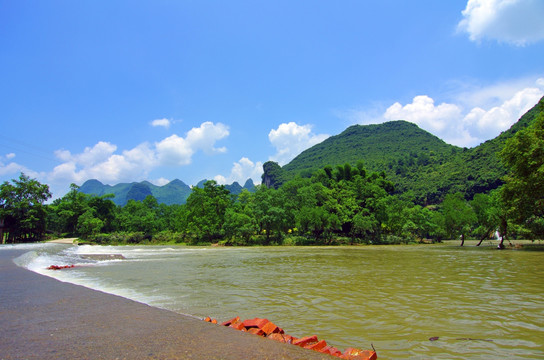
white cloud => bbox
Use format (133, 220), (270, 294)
(41, 121), (230, 197)
(215, 157), (263, 185)
(376, 77), (544, 147)
(269, 122), (329, 165)
(458, 0), (544, 45)
(384, 95), (478, 147)
(185, 121), (229, 154)
(151, 177), (171, 186)
(48, 142), (157, 185)
(151, 118), (171, 128)
(155, 121), (229, 165)
(155, 134), (194, 166)
(0, 161), (37, 178)
(385, 95), (463, 133)
(0, 153), (41, 178)
(464, 86), (543, 137)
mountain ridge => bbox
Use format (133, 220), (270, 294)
(78, 178), (255, 206)
(264, 96), (544, 204)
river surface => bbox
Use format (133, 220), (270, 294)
(5, 243), (544, 359)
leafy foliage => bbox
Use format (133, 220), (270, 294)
(0, 173), (51, 242)
(37, 96), (544, 245)
(500, 108), (544, 238)
(264, 98), (544, 205)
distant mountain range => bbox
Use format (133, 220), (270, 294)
(79, 96), (544, 207)
(263, 96), (544, 205)
(78, 178), (255, 206)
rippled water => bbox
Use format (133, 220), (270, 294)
(6, 243), (544, 359)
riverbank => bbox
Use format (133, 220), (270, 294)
(0, 248), (332, 359)
(47, 237), (78, 244)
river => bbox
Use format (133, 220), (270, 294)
(5, 243), (544, 359)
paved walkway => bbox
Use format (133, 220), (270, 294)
(0, 248), (331, 359)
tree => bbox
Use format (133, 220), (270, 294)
(500, 111), (544, 240)
(185, 180), (231, 242)
(441, 192), (476, 246)
(252, 185), (288, 243)
(0, 173), (51, 243)
(223, 206), (258, 244)
(77, 209), (104, 238)
(117, 196), (159, 236)
(47, 184), (91, 235)
(471, 193), (498, 246)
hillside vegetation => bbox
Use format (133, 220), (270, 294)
(3, 97), (542, 245)
(264, 96), (544, 204)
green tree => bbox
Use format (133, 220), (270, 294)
(252, 185), (288, 243)
(117, 196), (159, 236)
(441, 192), (476, 246)
(500, 112), (544, 239)
(0, 173), (51, 243)
(185, 180), (231, 242)
(47, 184), (89, 235)
(77, 209), (104, 238)
(223, 206), (258, 244)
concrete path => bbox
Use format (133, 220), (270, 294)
(0, 248), (332, 360)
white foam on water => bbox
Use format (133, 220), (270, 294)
(10, 243), (171, 311)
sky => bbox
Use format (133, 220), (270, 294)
(1, 0), (544, 199)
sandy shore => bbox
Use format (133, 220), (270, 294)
(47, 237), (79, 244)
(0, 248), (332, 359)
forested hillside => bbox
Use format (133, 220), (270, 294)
(2, 97), (542, 245)
(264, 96), (544, 204)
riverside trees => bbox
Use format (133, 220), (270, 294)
(38, 163), (516, 245)
(0, 173), (51, 243)
(500, 111), (544, 241)
(13, 118), (542, 246)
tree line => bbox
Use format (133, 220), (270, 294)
(1, 112), (542, 246)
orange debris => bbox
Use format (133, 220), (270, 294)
(242, 318), (269, 329)
(204, 315), (377, 359)
(47, 264), (75, 270)
(293, 335), (318, 347)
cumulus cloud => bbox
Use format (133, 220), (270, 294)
(151, 177), (171, 186)
(0, 161), (37, 178)
(269, 122), (329, 165)
(185, 121), (229, 155)
(0, 153), (41, 179)
(385, 96), (463, 133)
(151, 118), (171, 128)
(458, 0), (544, 45)
(215, 157), (263, 185)
(380, 77), (544, 147)
(155, 134), (194, 166)
(155, 121), (229, 165)
(48, 142), (157, 185)
(42, 121), (229, 194)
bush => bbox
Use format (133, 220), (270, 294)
(380, 234), (415, 245)
(282, 236), (313, 246)
(86, 232), (146, 245)
(151, 230), (185, 244)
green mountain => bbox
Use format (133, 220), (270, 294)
(78, 179), (192, 206)
(264, 96), (544, 204)
(79, 178), (255, 206)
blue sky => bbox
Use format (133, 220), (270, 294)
(1, 0), (544, 199)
